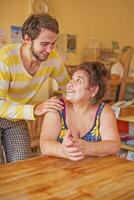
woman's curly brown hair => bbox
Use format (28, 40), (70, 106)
(78, 61), (108, 103)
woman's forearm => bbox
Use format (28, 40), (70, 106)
(85, 140), (120, 157)
(40, 139), (67, 158)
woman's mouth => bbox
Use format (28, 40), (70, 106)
(67, 89), (75, 94)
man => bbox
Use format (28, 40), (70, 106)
(0, 13), (69, 163)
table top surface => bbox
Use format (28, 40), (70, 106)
(0, 155), (134, 200)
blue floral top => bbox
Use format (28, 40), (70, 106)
(57, 99), (105, 143)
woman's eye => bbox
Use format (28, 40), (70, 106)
(77, 78), (81, 83)
(71, 77), (82, 83)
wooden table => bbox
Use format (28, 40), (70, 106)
(0, 156), (134, 200)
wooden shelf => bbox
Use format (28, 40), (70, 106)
(121, 143), (134, 152)
(118, 116), (134, 122)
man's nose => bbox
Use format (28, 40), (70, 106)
(46, 45), (52, 53)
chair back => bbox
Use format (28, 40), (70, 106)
(118, 49), (133, 101)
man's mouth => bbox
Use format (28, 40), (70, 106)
(42, 53), (49, 57)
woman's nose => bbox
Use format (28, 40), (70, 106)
(69, 79), (76, 88)
(69, 79), (74, 85)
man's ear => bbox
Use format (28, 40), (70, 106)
(23, 34), (31, 44)
(90, 85), (99, 98)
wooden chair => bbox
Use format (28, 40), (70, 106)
(103, 48), (134, 103)
(118, 49), (134, 101)
(27, 115), (44, 155)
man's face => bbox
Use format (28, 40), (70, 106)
(30, 28), (57, 62)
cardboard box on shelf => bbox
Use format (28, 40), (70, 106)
(112, 101), (134, 118)
(119, 105), (134, 117)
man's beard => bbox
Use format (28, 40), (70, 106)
(30, 42), (49, 62)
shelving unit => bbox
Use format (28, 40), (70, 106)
(118, 112), (134, 160)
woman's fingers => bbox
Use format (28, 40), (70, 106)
(63, 145), (84, 156)
(63, 146), (79, 153)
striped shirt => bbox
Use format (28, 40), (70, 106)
(0, 43), (69, 120)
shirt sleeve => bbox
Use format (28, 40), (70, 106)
(51, 53), (70, 93)
(0, 61), (35, 120)
(110, 61), (124, 78)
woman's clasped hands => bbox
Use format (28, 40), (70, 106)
(62, 129), (88, 161)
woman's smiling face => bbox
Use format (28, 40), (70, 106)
(66, 70), (91, 102)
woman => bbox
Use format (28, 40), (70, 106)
(40, 62), (120, 161)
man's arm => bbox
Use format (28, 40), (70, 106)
(0, 61), (63, 120)
(0, 99), (35, 120)
(110, 61), (123, 86)
(0, 61), (34, 120)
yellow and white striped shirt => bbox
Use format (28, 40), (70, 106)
(0, 43), (69, 120)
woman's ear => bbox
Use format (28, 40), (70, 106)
(90, 85), (99, 98)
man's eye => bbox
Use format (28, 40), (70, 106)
(41, 43), (47, 47)
(51, 43), (56, 48)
